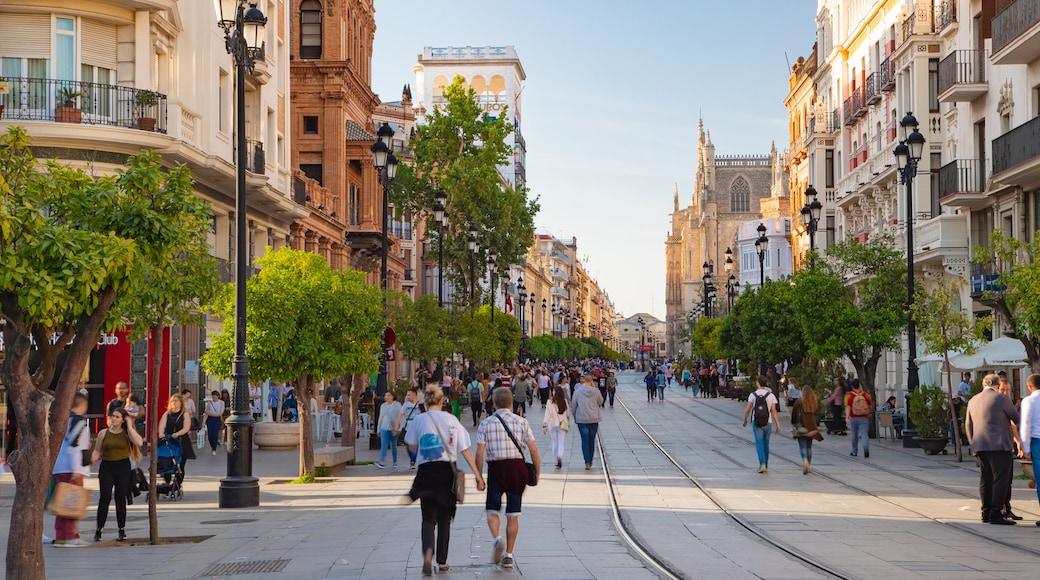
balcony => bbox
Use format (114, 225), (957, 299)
(970, 261), (1004, 298)
(865, 72), (881, 105)
(550, 267), (569, 282)
(0, 77), (167, 133)
(940, 0), (957, 31)
(939, 159), (988, 208)
(901, 2), (938, 45)
(991, 0), (1040, 65)
(551, 287), (569, 299)
(938, 50), (987, 102)
(549, 249), (570, 264)
(880, 58), (896, 92)
(843, 88), (865, 126)
(913, 214), (968, 266)
(992, 115), (1040, 188)
(244, 140), (266, 175)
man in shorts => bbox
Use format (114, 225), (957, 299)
(475, 388), (541, 569)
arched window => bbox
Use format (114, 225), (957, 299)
(300, 0), (322, 59)
(730, 177), (750, 213)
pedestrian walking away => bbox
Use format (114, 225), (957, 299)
(53, 393), (91, 547)
(543, 386), (569, 468)
(605, 372), (618, 408)
(643, 370), (656, 402)
(467, 375), (486, 426)
(513, 373), (532, 417)
(396, 388), (423, 469)
(655, 369), (667, 401)
(845, 379), (873, 457)
(571, 373), (604, 470)
(204, 390), (225, 455)
(476, 387), (541, 570)
(404, 386), (485, 575)
(790, 386), (824, 474)
(1019, 374), (1040, 527)
(741, 375), (781, 473)
(91, 407), (143, 542)
(997, 376), (1023, 520)
(377, 391), (403, 468)
(965, 373), (1021, 525)
(596, 373), (608, 408)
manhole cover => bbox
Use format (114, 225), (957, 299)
(199, 518), (259, 525)
(201, 559), (290, 576)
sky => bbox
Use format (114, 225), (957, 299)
(371, 0), (819, 321)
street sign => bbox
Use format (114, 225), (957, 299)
(386, 348), (395, 361)
(641, 345), (653, 351)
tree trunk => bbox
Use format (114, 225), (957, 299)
(340, 373), (358, 449)
(298, 374), (315, 477)
(147, 324), (163, 543)
(4, 379), (51, 580)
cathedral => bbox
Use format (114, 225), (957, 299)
(665, 120), (790, 357)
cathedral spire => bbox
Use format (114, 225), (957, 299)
(673, 183), (680, 211)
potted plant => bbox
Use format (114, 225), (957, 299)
(909, 383), (949, 455)
(134, 89), (159, 132)
(55, 86), (84, 124)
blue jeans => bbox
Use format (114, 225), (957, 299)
(379, 429), (397, 464)
(205, 416), (222, 451)
(1031, 438), (1040, 504)
(850, 417), (869, 455)
(657, 386), (665, 400)
(577, 422), (599, 465)
(797, 437), (813, 463)
(607, 390), (615, 406)
(752, 425), (771, 467)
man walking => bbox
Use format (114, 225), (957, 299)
(741, 375), (780, 473)
(571, 373), (604, 470)
(475, 388), (541, 569)
(643, 370), (656, 402)
(1020, 374), (1040, 527)
(965, 373), (1020, 525)
(845, 379), (873, 458)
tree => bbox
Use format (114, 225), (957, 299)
(0, 127), (204, 579)
(201, 249), (383, 477)
(790, 234), (906, 399)
(912, 276), (985, 462)
(719, 281), (806, 372)
(391, 77), (539, 309)
(388, 293), (452, 371)
(690, 317), (723, 361)
(108, 151), (221, 543)
(974, 229), (1040, 372)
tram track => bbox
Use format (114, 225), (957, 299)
(655, 385), (1040, 560)
(600, 393), (850, 579)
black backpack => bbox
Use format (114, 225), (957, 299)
(752, 393), (770, 427)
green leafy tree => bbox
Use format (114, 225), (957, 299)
(0, 127), (207, 579)
(691, 317), (723, 361)
(526, 335), (559, 360)
(388, 293), (452, 369)
(790, 234), (906, 399)
(108, 151), (220, 543)
(201, 249), (383, 476)
(720, 281), (806, 372)
(973, 229), (1040, 372)
(391, 77), (539, 309)
(912, 276), (985, 461)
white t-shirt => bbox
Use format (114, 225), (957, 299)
(400, 400), (420, 429)
(404, 410), (471, 466)
(748, 388), (779, 424)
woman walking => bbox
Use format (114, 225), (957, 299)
(571, 374), (604, 470)
(822, 377), (847, 429)
(543, 386), (569, 468)
(405, 386), (485, 575)
(204, 390), (225, 455)
(791, 386), (824, 474)
(157, 394), (196, 494)
(92, 407), (142, 542)
(376, 391), (402, 468)
(396, 388), (423, 469)
(53, 393), (91, 547)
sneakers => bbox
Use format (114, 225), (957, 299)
(55, 539), (90, 548)
(491, 537), (504, 564)
(850, 452), (857, 457)
(392, 463), (398, 469)
(756, 464), (767, 474)
(93, 529), (102, 542)
(375, 463), (386, 469)
(501, 555), (514, 569)
(410, 462), (416, 470)
(117, 528), (126, 541)
(555, 460), (562, 469)
(864, 450), (870, 458)
(585, 463), (592, 470)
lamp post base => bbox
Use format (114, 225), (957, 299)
(219, 414), (259, 508)
(218, 476), (260, 508)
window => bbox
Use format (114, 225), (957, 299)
(219, 70), (230, 134)
(300, 0), (322, 59)
(730, 177), (750, 213)
(303, 115), (318, 134)
(55, 17), (75, 82)
(928, 58), (939, 112)
(300, 163), (322, 186)
(348, 183), (360, 225)
(825, 149), (835, 187)
(930, 152), (941, 218)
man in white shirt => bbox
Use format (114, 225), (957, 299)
(741, 375), (781, 473)
(1019, 374), (1040, 527)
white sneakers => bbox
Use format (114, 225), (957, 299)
(491, 536), (504, 564)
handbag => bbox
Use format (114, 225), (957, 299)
(559, 419), (569, 432)
(494, 414), (538, 487)
(46, 482), (89, 520)
(430, 417), (466, 504)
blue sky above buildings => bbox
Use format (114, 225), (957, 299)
(372, 0), (818, 320)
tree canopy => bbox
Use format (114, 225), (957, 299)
(720, 280), (807, 371)
(974, 229), (1040, 372)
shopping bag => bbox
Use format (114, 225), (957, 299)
(197, 427), (206, 449)
(45, 482), (89, 520)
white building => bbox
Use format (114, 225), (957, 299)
(413, 45), (527, 188)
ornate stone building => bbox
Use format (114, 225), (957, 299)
(665, 121), (788, 357)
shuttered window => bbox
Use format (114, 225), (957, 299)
(0, 14), (51, 59)
(81, 20), (117, 70)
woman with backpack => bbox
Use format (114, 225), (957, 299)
(845, 379), (873, 457)
(466, 375), (485, 427)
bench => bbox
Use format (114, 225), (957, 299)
(313, 446), (355, 473)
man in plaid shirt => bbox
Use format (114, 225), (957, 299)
(476, 387), (541, 569)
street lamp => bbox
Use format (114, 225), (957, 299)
(216, 0), (266, 509)
(371, 122), (398, 442)
(529, 293), (536, 337)
(488, 250), (497, 323)
(801, 185), (823, 258)
(895, 112), (926, 446)
(541, 298), (547, 335)
(702, 261), (714, 318)
(727, 274), (737, 311)
(517, 275), (527, 334)
(755, 222), (769, 287)
(432, 189), (447, 307)
(637, 316), (647, 371)
(467, 224), (479, 313)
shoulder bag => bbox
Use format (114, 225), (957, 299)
(494, 414), (538, 487)
(397, 405), (417, 446)
(65, 417), (91, 467)
(430, 416), (466, 503)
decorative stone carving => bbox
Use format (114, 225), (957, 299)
(998, 79), (1014, 118)
(944, 256), (969, 279)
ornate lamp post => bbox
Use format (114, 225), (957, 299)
(216, 0), (266, 509)
(541, 298), (547, 335)
(467, 224), (479, 313)
(724, 247), (736, 311)
(702, 261), (714, 318)
(800, 185), (823, 258)
(637, 316), (647, 371)
(433, 189), (447, 307)
(370, 122), (398, 435)
(517, 276), (527, 354)
(529, 293), (536, 336)
(488, 250), (497, 322)
(894, 112), (926, 446)
(755, 222), (769, 287)
(727, 274), (737, 311)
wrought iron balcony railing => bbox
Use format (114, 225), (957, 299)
(0, 77), (167, 133)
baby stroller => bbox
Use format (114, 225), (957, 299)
(155, 436), (184, 500)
